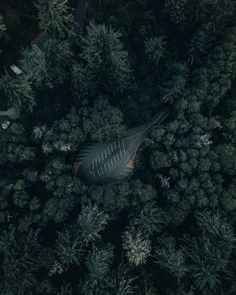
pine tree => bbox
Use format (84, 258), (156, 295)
(55, 228), (84, 268)
(0, 72), (36, 112)
(130, 202), (169, 237)
(20, 45), (50, 88)
(20, 38), (73, 87)
(154, 236), (188, 282)
(159, 62), (189, 104)
(183, 212), (235, 291)
(78, 202), (109, 245)
(35, 0), (74, 38)
(122, 228), (151, 266)
(144, 36), (166, 66)
(80, 21), (131, 95)
(0, 226), (41, 294)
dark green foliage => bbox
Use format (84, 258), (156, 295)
(56, 284), (73, 295)
(37, 97), (126, 152)
(0, 72), (36, 112)
(0, 226), (42, 294)
(71, 61), (96, 101)
(0, 123), (35, 164)
(78, 202), (109, 244)
(55, 228), (84, 267)
(130, 201), (170, 237)
(35, 0), (74, 38)
(164, 0), (191, 26)
(1, 0), (236, 294)
(20, 39), (73, 87)
(0, 14), (6, 38)
(155, 236), (188, 281)
(80, 243), (114, 293)
(159, 62), (189, 104)
(184, 236), (224, 291)
(196, 211), (236, 248)
(78, 21), (131, 96)
(85, 179), (157, 219)
(85, 243), (114, 283)
(122, 228), (151, 266)
(183, 212), (235, 291)
(105, 263), (137, 295)
(144, 36), (166, 66)
(20, 45), (50, 87)
(80, 260), (137, 295)
(42, 38), (73, 84)
(164, 0), (235, 32)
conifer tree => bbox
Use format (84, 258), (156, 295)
(78, 202), (109, 245)
(144, 36), (166, 66)
(0, 72), (36, 112)
(35, 0), (74, 38)
(55, 228), (84, 268)
(122, 228), (151, 266)
(20, 38), (73, 87)
(155, 236), (188, 282)
(80, 21), (131, 95)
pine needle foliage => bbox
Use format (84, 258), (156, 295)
(122, 229), (151, 266)
(80, 21), (131, 95)
(35, 0), (74, 38)
(1, 0), (236, 293)
(78, 202), (109, 245)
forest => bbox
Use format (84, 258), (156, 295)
(0, 0), (236, 294)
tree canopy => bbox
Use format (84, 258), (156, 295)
(0, 0), (236, 294)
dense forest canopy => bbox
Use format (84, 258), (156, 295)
(0, 0), (236, 294)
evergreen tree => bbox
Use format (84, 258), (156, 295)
(154, 236), (188, 282)
(0, 226), (42, 294)
(79, 21), (131, 96)
(122, 228), (151, 267)
(55, 227), (84, 268)
(130, 201), (170, 237)
(144, 36), (166, 66)
(0, 72), (36, 112)
(20, 38), (73, 88)
(78, 202), (109, 245)
(35, 0), (74, 38)
(1, 0), (236, 293)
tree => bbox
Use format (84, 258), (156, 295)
(0, 226), (42, 294)
(78, 202), (109, 245)
(122, 228), (151, 266)
(0, 72), (36, 112)
(1, 0), (236, 293)
(35, 0), (74, 38)
(71, 61), (97, 102)
(106, 263), (137, 295)
(20, 38), (73, 87)
(159, 62), (189, 104)
(81, 243), (114, 292)
(0, 123), (35, 164)
(183, 211), (235, 291)
(154, 236), (188, 282)
(55, 227), (84, 268)
(184, 236), (223, 291)
(195, 211), (235, 257)
(130, 201), (170, 238)
(79, 21), (131, 95)
(20, 45), (50, 88)
(144, 36), (166, 66)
